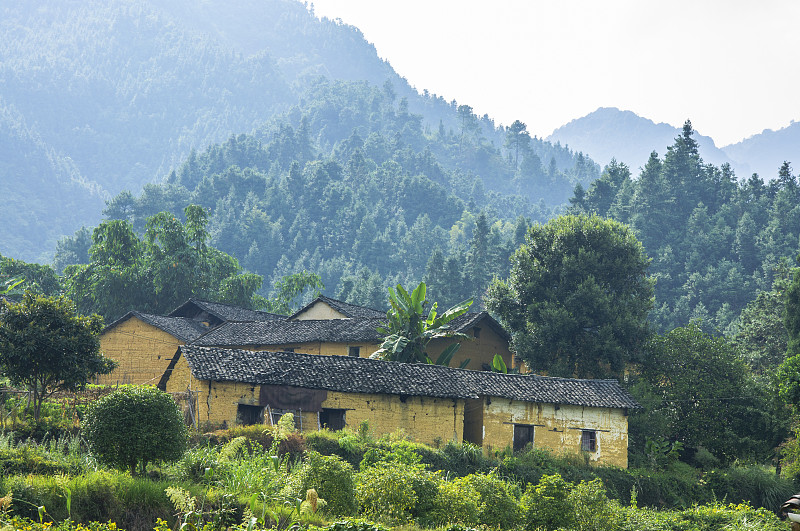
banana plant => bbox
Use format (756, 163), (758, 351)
(371, 281), (472, 366)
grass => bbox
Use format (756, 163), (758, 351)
(0, 422), (796, 531)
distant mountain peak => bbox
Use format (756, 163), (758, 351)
(548, 107), (733, 174)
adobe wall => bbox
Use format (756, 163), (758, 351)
(98, 318), (182, 386)
(427, 325), (514, 371)
(248, 341), (378, 358)
(168, 362), (464, 444)
(313, 391), (464, 444)
(477, 397), (629, 467)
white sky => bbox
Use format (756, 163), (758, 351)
(310, 0), (800, 146)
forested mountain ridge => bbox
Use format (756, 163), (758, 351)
(1, 0), (594, 262)
(570, 121), (800, 333)
(89, 76), (597, 310)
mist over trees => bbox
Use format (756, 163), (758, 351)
(51, 77), (593, 310)
(0, 0), (595, 262)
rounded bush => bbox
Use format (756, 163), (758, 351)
(521, 473), (575, 531)
(427, 476), (480, 527)
(355, 463), (418, 523)
(461, 472), (521, 529)
(82, 386), (187, 475)
(295, 451), (356, 516)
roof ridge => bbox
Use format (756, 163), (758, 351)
(179, 346), (641, 409)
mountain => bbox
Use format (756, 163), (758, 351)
(1, 0), (595, 262)
(548, 107), (744, 175)
(722, 122), (800, 180)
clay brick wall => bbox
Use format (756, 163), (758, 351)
(477, 397), (629, 467)
(98, 318), (182, 386)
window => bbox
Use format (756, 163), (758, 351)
(236, 404), (264, 426)
(320, 408), (346, 431)
(513, 424), (534, 452)
(348, 346), (361, 357)
(581, 430), (597, 452)
(473, 327), (481, 338)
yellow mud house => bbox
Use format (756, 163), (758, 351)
(100, 296), (519, 385)
(163, 345), (639, 467)
(98, 296), (639, 467)
(190, 295), (519, 371)
(98, 299), (282, 385)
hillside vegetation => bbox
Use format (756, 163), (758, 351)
(0, 0), (594, 261)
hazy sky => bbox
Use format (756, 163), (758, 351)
(310, 0), (800, 146)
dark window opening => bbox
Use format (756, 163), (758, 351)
(581, 430), (597, 452)
(320, 408), (346, 431)
(348, 346), (361, 357)
(473, 327), (481, 338)
(236, 404), (264, 426)
(513, 424), (535, 452)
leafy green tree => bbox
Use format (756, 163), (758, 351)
(337, 268), (386, 311)
(0, 292), (114, 421)
(53, 227), (93, 273)
(64, 205), (264, 320)
(729, 263), (791, 381)
(0, 254), (62, 296)
(64, 219), (151, 320)
(778, 266), (800, 410)
(464, 212), (493, 302)
(262, 271), (324, 315)
(504, 120), (531, 169)
(487, 214), (654, 378)
(634, 322), (781, 462)
(83, 386), (187, 476)
(581, 159), (631, 217)
(371, 282), (472, 365)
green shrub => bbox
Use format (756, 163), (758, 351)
(673, 502), (786, 531)
(426, 476), (480, 527)
(322, 519), (391, 531)
(439, 441), (491, 476)
(293, 451), (356, 516)
(568, 478), (622, 531)
(0, 446), (74, 476)
(0, 516), (121, 531)
(0, 470), (183, 528)
(82, 386), (187, 475)
(461, 472), (521, 529)
(360, 440), (423, 469)
(205, 424), (306, 459)
(521, 473), (575, 531)
(169, 445), (219, 483)
(355, 463), (419, 523)
(702, 464), (795, 511)
(305, 429), (342, 456)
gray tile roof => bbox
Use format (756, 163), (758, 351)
(290, 296), (385, 319)
(192, 311), (510, 348)
(104, 312), (210, 342)
(169, 298), (284, 323)
(192, 318), (384, 346)
(178, 346), (641, 410)
(449, 311), (511, 341)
